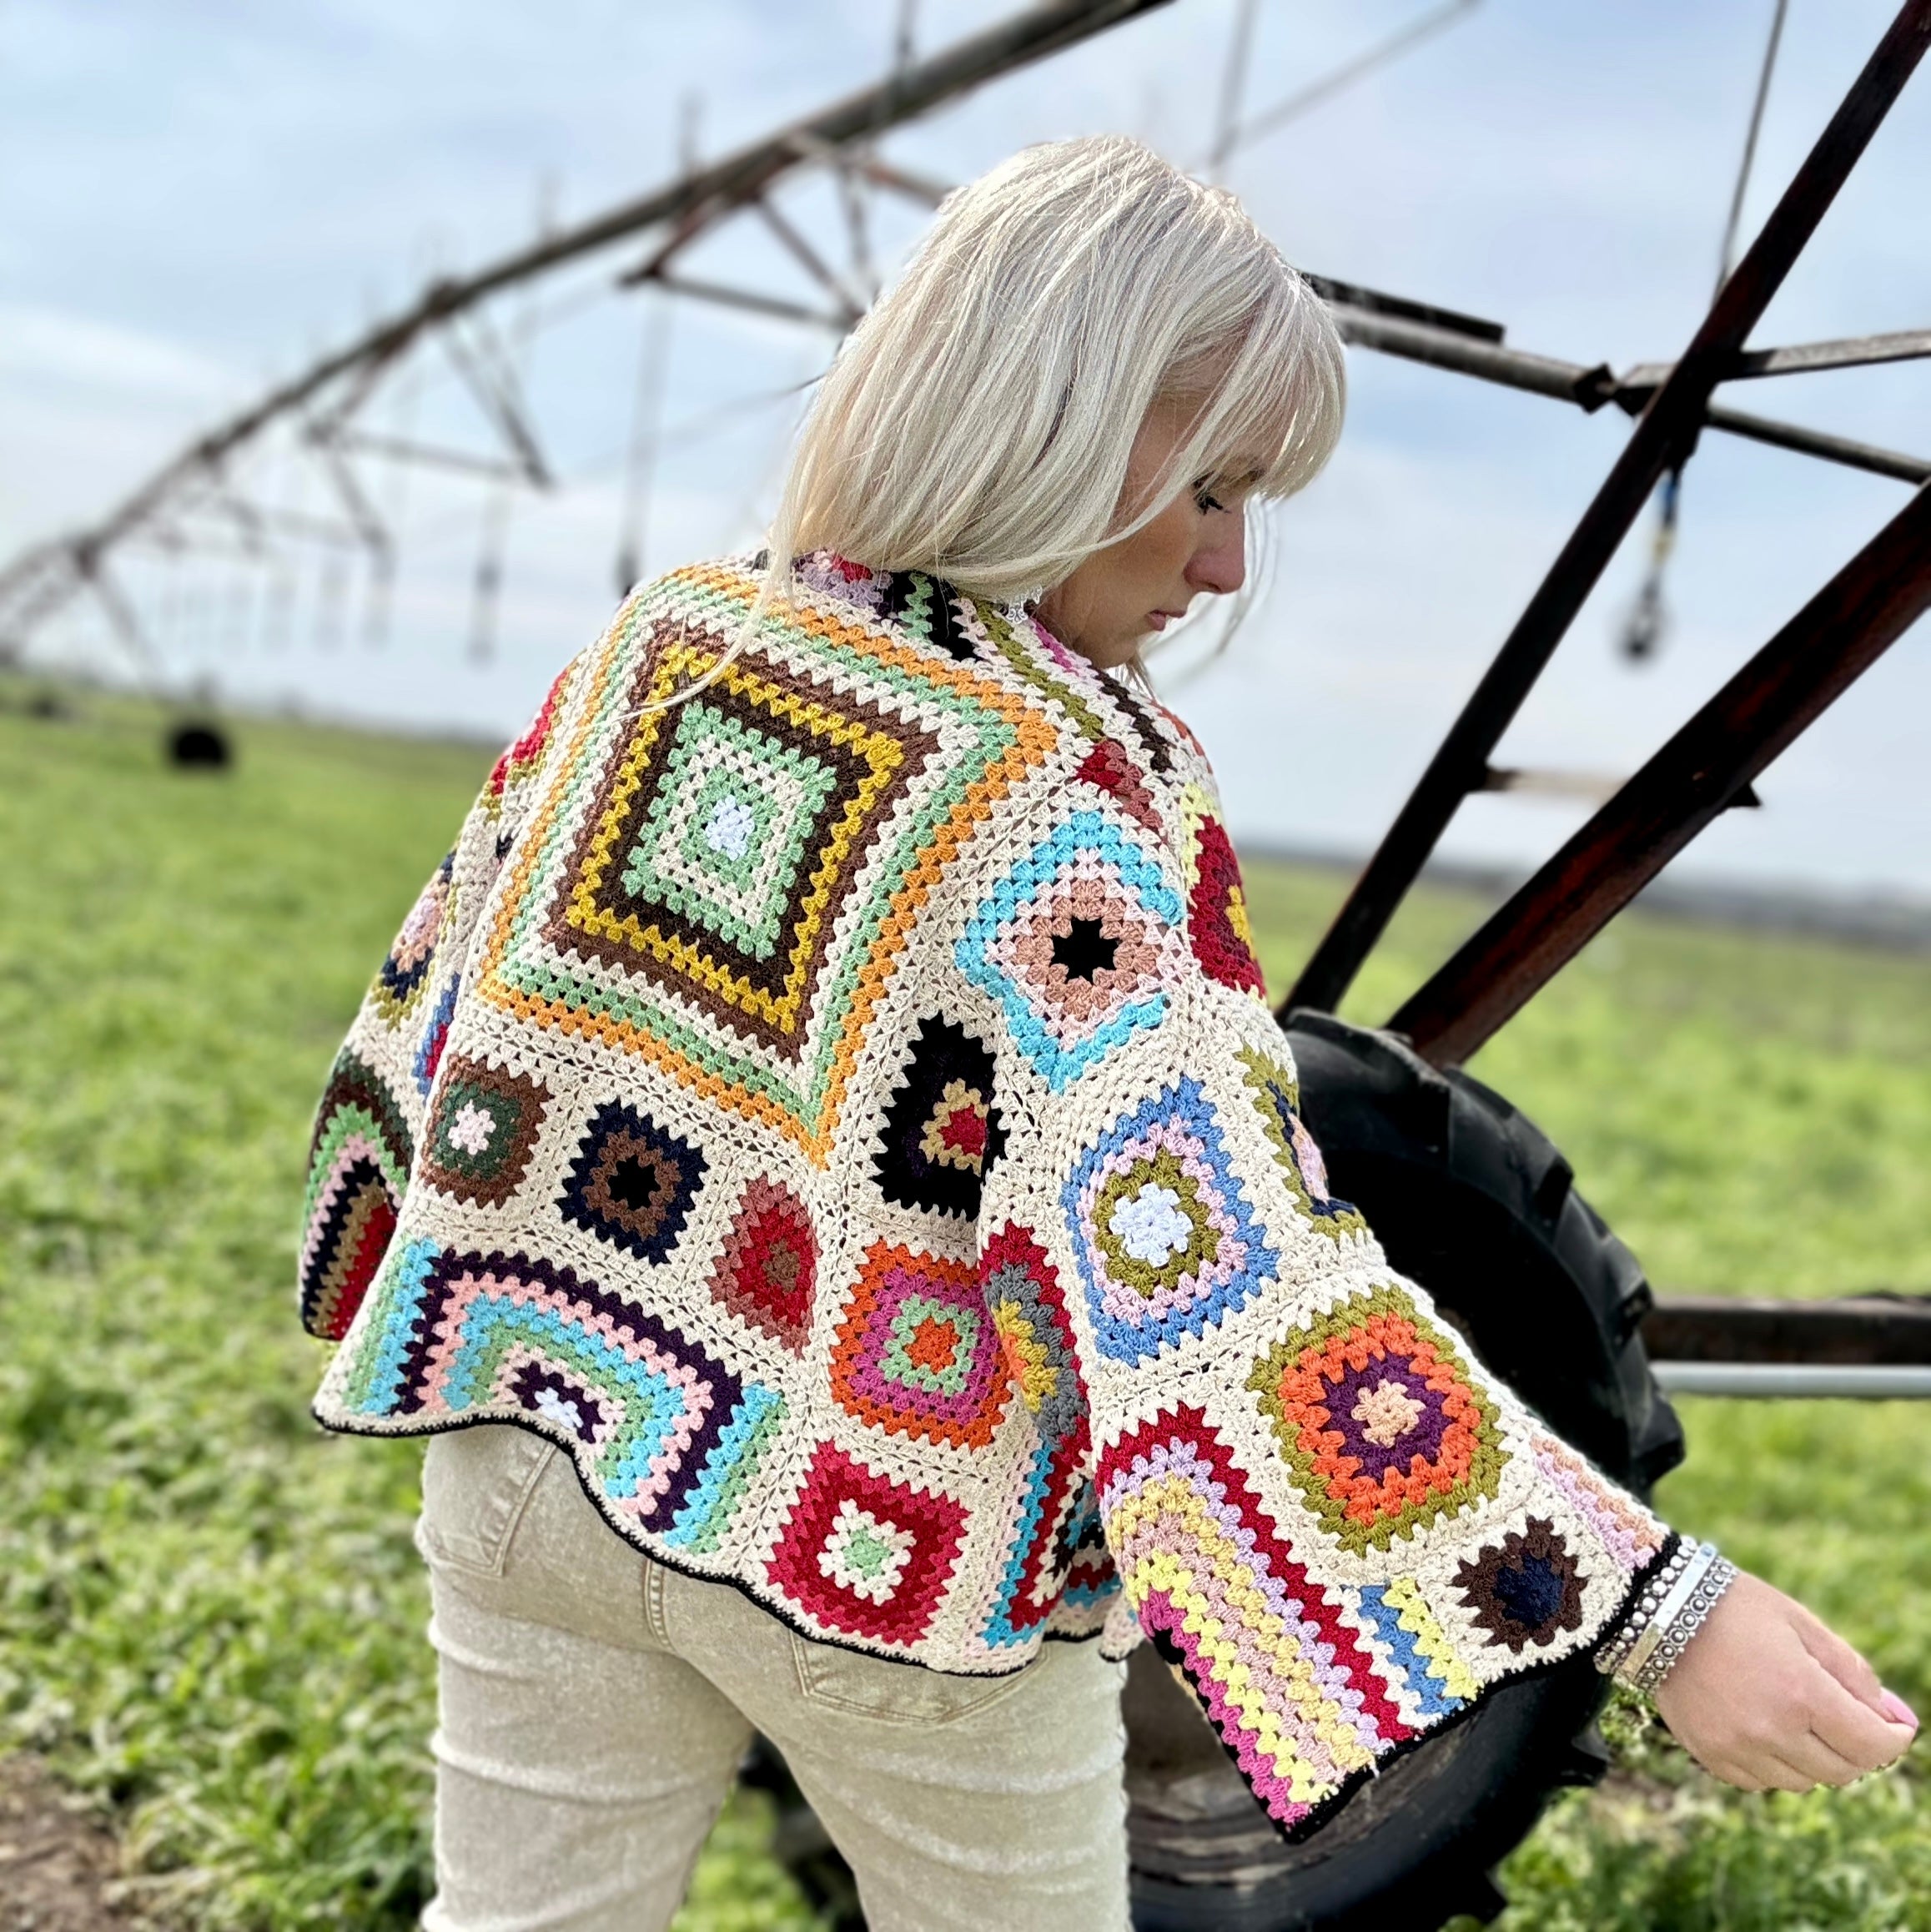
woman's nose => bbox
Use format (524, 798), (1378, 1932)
(1187, 511), (1247, 596)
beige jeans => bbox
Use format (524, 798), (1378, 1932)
(415, 1425), (1130, 1932)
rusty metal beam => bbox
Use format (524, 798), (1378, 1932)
(324, 430), (522, 482)
(1697, 400), (1930, 484)
(1385, 480), (1931, 1065)
(440, 324), (552, 487)
(745, 195), (868, 322)
(1622, 325), (1931, 389)
(834, 147), (952, 209)
(647, 271), (850, 332)
(1284, 0), (1931, 1019)
(1328, 305), (1931, 482)
(78, 555), (164, 680)
(1643, 1295), (1931, 1366)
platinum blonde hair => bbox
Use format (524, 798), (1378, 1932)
(768, 134), (1345, 605)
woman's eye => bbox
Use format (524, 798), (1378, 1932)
(1194, 490), (1227, 515)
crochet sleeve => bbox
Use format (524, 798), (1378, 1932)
(296, 661), (576, 1341)
(959, 755), (1677, 1840)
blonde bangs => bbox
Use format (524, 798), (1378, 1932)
(767, 136), (1345, 608)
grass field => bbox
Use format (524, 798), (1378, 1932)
(1, 690), (1926, 1930)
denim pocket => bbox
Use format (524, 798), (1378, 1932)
(787, 1631), (1036, 1727)
(416, 1424), (560, 1579)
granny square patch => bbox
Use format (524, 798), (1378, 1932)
(412, 974), (460, 1097)
(1534, 1436), (1668, 1572)
(363, 1246), (778, 1539)
(1098, 1405), (1409, 1829)
(1063, 1077), (1278, 1364)
(978, 1224), (1093, 1647)
(420, 1055), (550, 1207)
(479, 592), (1052, 1154)
(831, 1241), (1009, 1449)
(485, 659), (571, 808)
(1235, 1046), (1367, 1242)
(1057, 1485), (1119, 1616)
(1246, 1282), (1507, 1556)
(624, 698), (842, 960)
(766, 1440), (968, 1645)
(1455, 1519), (1587, 1651)
(979, 1221), (1086, 1452)
(1182, 799), (1265, 998)
(545, 631), (938, 1057)
(375, 850), (454, 1024)
(300, 1164), (397, 1344)
(559, 1100), (707, 1263)
(708, 1175), (817, 1351)
(878, 568), (975, 662)
(300, 1049), (413, 1341)
(797, 550), (893, 616)
(872, 1014), (1005, 1219)
(1109, 678), (1176, 774)
(980, 1430), (1091, 1648)
(955, 809), (1184, 1091)
(1355, 1580), (1472, 1720)
(1074, 737), (1162, 833)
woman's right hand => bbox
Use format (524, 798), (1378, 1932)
(1652, 1569), (1918, 1791)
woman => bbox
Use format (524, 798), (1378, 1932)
(298, 138), (1915, 1930)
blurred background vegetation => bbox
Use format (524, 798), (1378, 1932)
(1, 689), (1926, 1930)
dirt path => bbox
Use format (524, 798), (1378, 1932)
(0, 1757), (140, 1932)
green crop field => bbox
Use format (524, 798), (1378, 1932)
(2, 689), (1927, 1930)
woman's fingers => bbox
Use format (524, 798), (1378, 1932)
(1781, 1728), (1869, 1789)
(1793, 1602), (1887, 1711)
(1763, 1750), (1828, 1793)
(1707, 1748), (1821, 1794)
(1804, 1662), (1918, 1774)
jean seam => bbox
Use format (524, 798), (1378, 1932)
(787, 1633), (1038, 1727)
(420, 1432), (559, 1580)
(641, 1557), (671, 1649)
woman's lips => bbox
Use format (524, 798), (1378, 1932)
(1145, 609), (1188, 632)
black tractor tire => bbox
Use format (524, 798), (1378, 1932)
(748, 1011), (1686, 1930)
(1124, 1010), (1685, 1931)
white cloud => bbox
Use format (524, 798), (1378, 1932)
(0, 300), (238, 400)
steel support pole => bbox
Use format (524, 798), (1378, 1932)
(1283, 0), (1931, 1019)
(1385, 483), (1931, 1065)
(1651, 1364), (1931, 1397)
(1623, 325), (1931, 385)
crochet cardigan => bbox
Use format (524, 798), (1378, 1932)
(300, 551), (1676, 1839)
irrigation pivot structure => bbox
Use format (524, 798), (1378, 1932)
(3, 0), (1921, 684)
(0, 0), (1178, 672)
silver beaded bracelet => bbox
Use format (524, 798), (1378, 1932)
(1596, 1539), (1737, 1695)
(1594, 1537), (1696, 1680)
(1630, 1551), (1737, 1695)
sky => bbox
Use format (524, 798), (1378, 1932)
(4, 0), (1929, 900)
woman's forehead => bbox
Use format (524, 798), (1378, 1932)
(1206, 459), (1270, 491)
